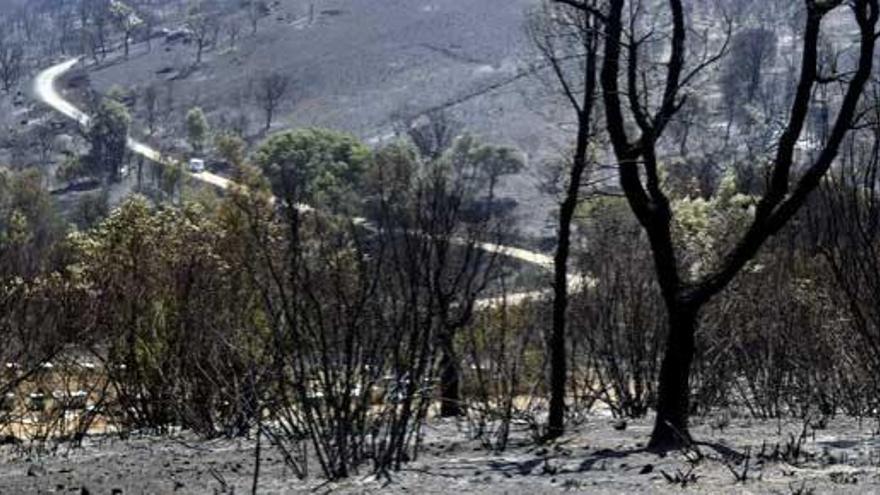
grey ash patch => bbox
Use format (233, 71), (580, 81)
(2, 415), (880, 494)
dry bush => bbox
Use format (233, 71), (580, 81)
(225, 136), (517, 478)
(562, 182), (867, 424)
(67, 199), (263, 438)
(0, 274), (96, 444)
(695, 238), (849, 422)
(567, 198), (665, 419)
(460, 300), (547, 450)
(813, 119), (880, 419)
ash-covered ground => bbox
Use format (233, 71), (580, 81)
(2, 414), (880, 494)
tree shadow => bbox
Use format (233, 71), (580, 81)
(485, 444), (675, 476)
(576, 447), (652, 472)
(486, 457), (546, 476)
(693, 441), (747, 459)
(572, 441), (748, 473)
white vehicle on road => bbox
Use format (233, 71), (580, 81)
(188, 158), (206, 173)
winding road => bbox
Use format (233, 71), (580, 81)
(34, 58), (232, 190)
(33, 57), (571, 306)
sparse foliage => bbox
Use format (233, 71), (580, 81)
(0, 30), (24, 92)
(186, 10), (218, 65)
(254, 72), (290, 132)
(186, 106), (210, 154)
(86, 98), (131, 183)
(109, 0), (143, 59)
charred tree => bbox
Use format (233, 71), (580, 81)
(530, 0), (602, 439)
(559, 0), (878, 449)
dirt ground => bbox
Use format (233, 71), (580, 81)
(1, 413), (880, 494)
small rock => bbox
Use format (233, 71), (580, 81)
(80, 488), (91, 495)
(111, 489), (123, 495)
(639, 464), (654, 475)
(613, 420), (627, 431)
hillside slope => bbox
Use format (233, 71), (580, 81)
(86, 0), (559, 234)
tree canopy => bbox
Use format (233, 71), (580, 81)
(87, 98), (131, 183)
(254, 128), (371, 211)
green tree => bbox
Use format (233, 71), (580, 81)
(0, 169), (64, 280)
(186, 107), (210, 154)
(71, 190), (110, 230)
(254, 128), (370, 211)
(87, 98), (131, 183)
(445, 134), (523, 200)
(56, 155), (89, 186)
(106, 85), (133, 105)
(109, 0), (143, 59)
(215, 132), (246, 169)
(70, 196), (264, 433)
(159, 162), (183, 204)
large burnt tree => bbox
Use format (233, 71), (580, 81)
(558, 0), (878, 448)
(528, 0), (602, 439)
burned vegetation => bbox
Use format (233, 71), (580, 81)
(3, 0), (880, 493)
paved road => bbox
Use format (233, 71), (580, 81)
(33, 58), (570, 306)
(34, 57), (231, 190)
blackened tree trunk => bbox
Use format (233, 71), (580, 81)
(547, 211), (574, 434)
(582, 0), (879, 450)
(438, 336), (461, 417)
(649, 303), (697, 447)
(534, 0), (602, 440)
(548, 112), (592, 437)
